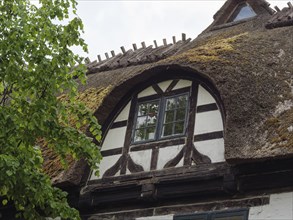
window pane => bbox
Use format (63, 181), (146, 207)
(147, 102), (159, 126)
(161, 94), (188, 138)
(229, 3), (256, 22)
(147, 115), (157, 126)
(174, 121), (185, 134)
(134, 100), (160, 143)
(164, 110), (175, 123)
(166, 97), (176, 110)
(136, 116), (147, 129)
(177, 95), (188, 108)
(176, 108), (186, 121)
(138, 103), (148, 116)
(134, 129), (145, 142)
(162, 123), (173, 136)
(146, 126), (156, 140)
(148, 102), (159, 114)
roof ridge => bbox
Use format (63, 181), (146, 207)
(266, 2), (293, 29)
(86, 33), (193, 75)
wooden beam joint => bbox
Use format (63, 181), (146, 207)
(140, 183), (156, 201)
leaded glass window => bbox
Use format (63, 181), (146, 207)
(133, 101), (159, 142)
(162, 94), (188, 137)
(133, 93), (189, 143)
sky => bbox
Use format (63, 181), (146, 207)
(69, 0), (292, 61)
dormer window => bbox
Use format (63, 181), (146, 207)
(90, 77), (225, 180)
(208, 0), (273, 31)
(133, 93), (189, 143)
(227, 3), (256, 22)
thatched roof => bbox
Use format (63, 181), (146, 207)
(46, 0), (293, 186)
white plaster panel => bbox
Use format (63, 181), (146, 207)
(249, 192), (293, 220)
(157, 145), (184, 170)
(136, 215), (173, 220)
(197, 85), (216, 106)
(176, 157), (184, 167)
(129, 149), (152, 172)
(173, 79), (192, 90)
(102, 127), (126, 151)
(90, 154), (121, 180)
(194, 139), (225, 163)
(194, 110), (223, 135)
(158, 80), (173, 92)
(138, 86), (157, 98)
(114, 101), (130, 122)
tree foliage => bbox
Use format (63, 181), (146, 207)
(0, 0), (101, 219)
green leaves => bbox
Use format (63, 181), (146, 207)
(2, 199), (8, 206)
(0, 0), (101, 219)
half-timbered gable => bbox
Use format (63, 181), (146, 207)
(90, 73), (225, 181)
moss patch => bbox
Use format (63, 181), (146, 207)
(163, 33), (247, 63)
(263, 108), (293, 149)
(58, 85), (112, 112)
(76, 86), (112, 111)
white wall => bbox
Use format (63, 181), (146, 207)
(194, 85), (224, 162)
(129, 149), (152, 172)
(136, 215), (173, 220)
(195, 138), (225, 163)
(173, 80), (192, 90)
(101, 126), (126, 151)
(157, 144), (184, 169)
(138, 86), (157, 98)
(249, 192), (293, 220)
(115, 101), (130, 122)
(90, 154), (121, 179)
(197, 85), (215, 105)
(194, 110), (223, 135)
(158, 80), (173, 92)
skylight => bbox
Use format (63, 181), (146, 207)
(228, 3), (257, 22)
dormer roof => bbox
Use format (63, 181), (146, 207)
(205, 0), (274, 31)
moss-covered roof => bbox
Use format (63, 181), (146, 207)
(45, 0), (293, 185)
(42, 87), (112, 185)
(81, 8), (293, 162)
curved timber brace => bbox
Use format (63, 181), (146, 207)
(164, 82), (211, 168)
(104, 94), (142, 177)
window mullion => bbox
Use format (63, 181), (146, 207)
(172, 108), (176, 135)
(156, 97), (165, 140)
(172, 96), (178, 135)
(208, 212), (212, 220)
